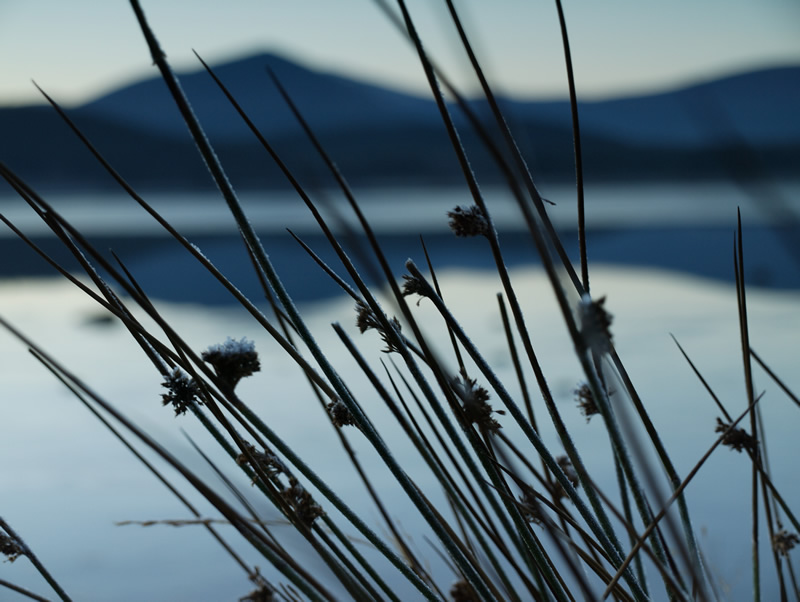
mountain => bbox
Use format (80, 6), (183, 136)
(76, 53), (444, 141)
(507, 65), (800, 148)
(1, 52), (797, 192)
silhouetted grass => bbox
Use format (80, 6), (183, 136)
(0, 1), (798, 601)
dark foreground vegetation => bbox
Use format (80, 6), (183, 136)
(1, 1), (798, 601)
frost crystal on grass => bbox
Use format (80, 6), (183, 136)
(202, 337), (260, 389)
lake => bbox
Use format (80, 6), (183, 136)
(1, 180), (800, 302)
(0, 182), (798, 600)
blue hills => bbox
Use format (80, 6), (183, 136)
(1, 52), (798, 191)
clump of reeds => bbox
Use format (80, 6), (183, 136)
(1, 1), (798, 600)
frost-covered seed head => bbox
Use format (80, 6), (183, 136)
(161, 367), (200, 416)
(202, 337), (260, 389)
(447, 205), (489, 238)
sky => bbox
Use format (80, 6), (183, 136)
(0, 0), (798, 107)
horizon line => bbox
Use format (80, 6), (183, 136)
(2, 49), (797, 110)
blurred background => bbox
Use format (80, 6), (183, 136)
(0, 0), (798, 300)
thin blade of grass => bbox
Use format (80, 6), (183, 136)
(734, 211), (761, 602)
(602, 393), (764, 599)
(552, 0), (589, 292)
(404, 259), (646, 600)
(1, 320), (334, 601)
(0, 579), (52, 602)
(0, 520), (71, 602)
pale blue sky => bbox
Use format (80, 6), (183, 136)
(1, 0), (798, 107)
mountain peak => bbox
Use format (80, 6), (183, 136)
(195, 50), (315, 79)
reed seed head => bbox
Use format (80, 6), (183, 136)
(283, 477), (324, 528)
(447, 205), (489, 238)
(327, 399), (358, 428)
(550, 455), (580, 501)
(519, 490), (544, 525)
(239, 585), (274, 602)
(161, 367), (200, 416)
(237, 444), (321, 526)
(715, 417), (758, 454)
(574, 383), (600, 421)
(236, 443), (285, 481)
(354, 300), (403, 353)
(202, 337), (260, 389)
(401, 274), (429, 304)
(578, 294), (613, 353)
(380, 319), (404, 353)
(0, 534), (23, 562)
(772, 529), (799, 557)
(557, 455), (579, 487)
(452, 375), (503, 433)
(355, 299), (381, 334)
(240, 570), (274, 602)
(449, 579), (480, 601)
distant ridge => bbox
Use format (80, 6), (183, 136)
(1, 52), (797, 191)
(77, 52), (442, 141)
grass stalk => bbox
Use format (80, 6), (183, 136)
(128, 3), (506, 596)
(552, 0), (589, 292)
(1, 2), (795, 599)
(0, 519), (71, 602)
(733, 212), (761, 602)
(0, 580), (52, 602)
(602, 393), (764, 598)
(404, 260), (647, 600)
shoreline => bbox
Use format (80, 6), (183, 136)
(2, 223), (799, 304)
